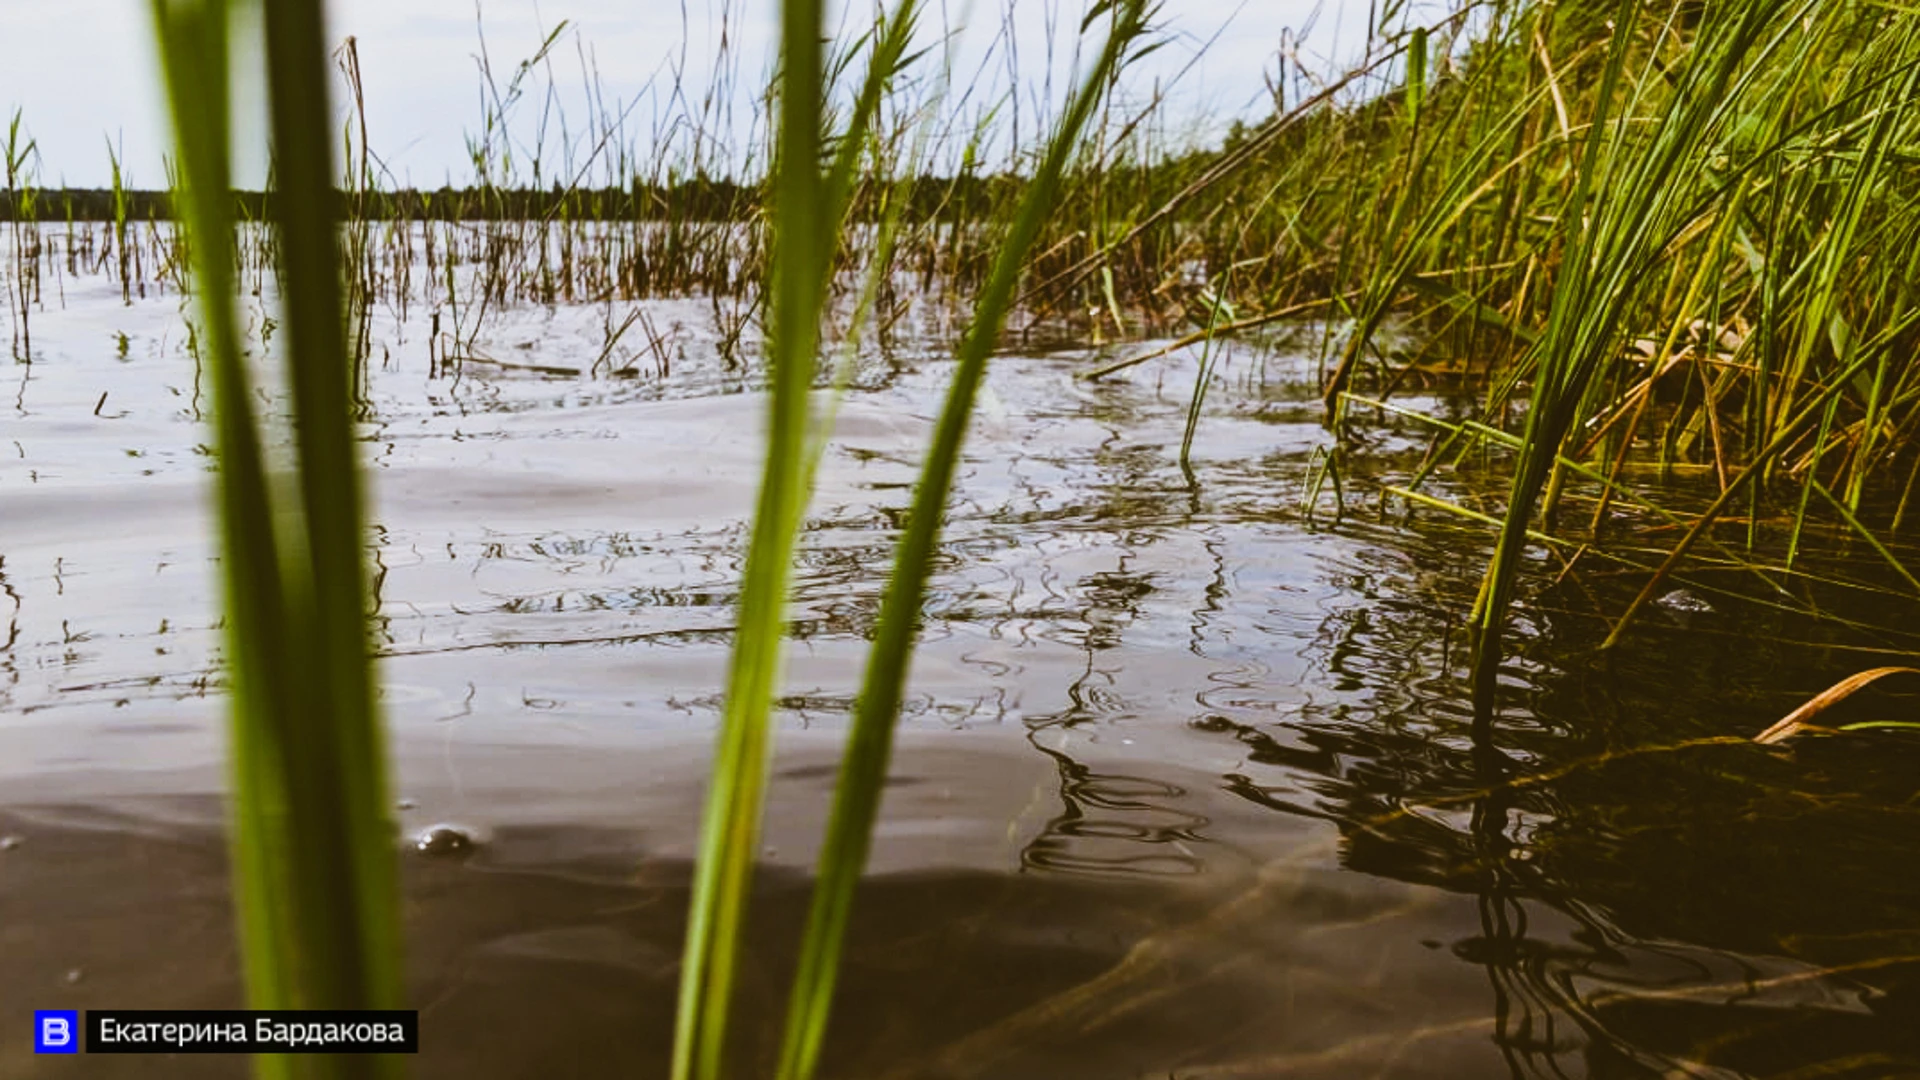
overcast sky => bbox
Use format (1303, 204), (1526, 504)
(2, 0), (1390, 188)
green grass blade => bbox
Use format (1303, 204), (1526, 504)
(258, 0), (406, 1026)
(672, 6), (936, 1075)
(670, 0), (829, 1077)
(151, 0), (300, 1026)
(152, 0), (405, 1073)
(1179, 277), (1234, 479)
(776, 6), (1159, 1079)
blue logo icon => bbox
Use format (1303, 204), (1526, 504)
(34, 1010), (79, 1053)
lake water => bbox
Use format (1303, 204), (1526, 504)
(5, 224), (1920, 1077)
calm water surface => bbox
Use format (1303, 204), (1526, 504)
(5, 242), (1920, 1078)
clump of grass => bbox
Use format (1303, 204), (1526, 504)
(1463, 0), (1811, 715)
(1066, 0), (1920, 712)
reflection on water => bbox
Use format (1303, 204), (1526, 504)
(4, 249), (1920, 1076)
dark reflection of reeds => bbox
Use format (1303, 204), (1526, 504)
(1172, 501), (1920, 1075)
(1021, 741), (1209, 878)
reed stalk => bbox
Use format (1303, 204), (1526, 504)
(668, 0), (831, 1074)
(777, 5), (1156, 1079)
(150, 4), (404, 1080)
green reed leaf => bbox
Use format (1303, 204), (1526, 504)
(670, 0), (830, 1076)
(776, 6), (1160, 1080)
(151, 0), (405, 1076)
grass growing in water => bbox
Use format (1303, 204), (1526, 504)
(5, 109), (38, 361)
(665, 0), (834, 1070)
(1467, 0), (1810, 716)
(119, 0), (1920, 1072)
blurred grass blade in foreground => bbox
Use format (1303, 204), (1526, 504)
(150, 1), (406, 1077)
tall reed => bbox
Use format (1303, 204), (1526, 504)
(150, 5), (404, 1080)
(667, 0), (831, 1071)
(667, 0), (926, 1074)
(106, 136), (132, 305)
(777, 6), (1156, 1076)
(668, 3), (1157, 1079)
(5, 109), (36, 361)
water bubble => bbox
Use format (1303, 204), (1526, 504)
(395, 798), (418, 811)
(414, 824), (480, 858)
(0, 834), (23, 851)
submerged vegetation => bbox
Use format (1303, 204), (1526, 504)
(6, 0), (1917, 1073)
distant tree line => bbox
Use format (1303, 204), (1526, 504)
(0, 174), (1038, 223)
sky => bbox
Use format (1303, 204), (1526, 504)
(0, 0), (1388, 189)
